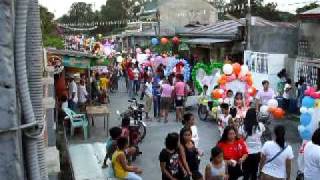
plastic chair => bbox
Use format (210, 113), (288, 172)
(63, 107), (88, 140)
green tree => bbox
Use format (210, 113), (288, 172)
(227, 0), (295, 22)
(68, 2), (95, 23)
(296, 3), (320, 14)
(40, 6), (64, 49)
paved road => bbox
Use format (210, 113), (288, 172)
(70, 79), (301, 180)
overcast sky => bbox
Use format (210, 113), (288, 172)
(39, 0), (314, 19)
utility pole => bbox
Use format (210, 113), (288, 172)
(246, 0), (252, 50)
(0, 1), (24, 179)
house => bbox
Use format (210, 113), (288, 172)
(294, 7), (320, 88)
(121, 0), (218, 51)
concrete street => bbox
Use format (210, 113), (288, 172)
(70, 79), (300, 180)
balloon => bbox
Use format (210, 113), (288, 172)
(260, 105), (269, 114)
(212, 89), (223, 99)
(248, 87), (257, 96)
(300, 107), (307, 114)
(307, 108), (314, 114)
(273, 108), (285, 119)
(172, 36), (180, 44)
(268, 107), (276, 113)
(300, 113), (312, 126)
(240, 65), (249, 76)
(223, 64), (233, 75)
(136, 48), (142, 54)
(267, 99), (278, 108)
(151, 38), (159, 45)
(246, 75), (253, 86)
(299, 128), (312, 140)
(302, 96), (315, 108)
(232, 63), (241, 76)
(161, 37), (169, 45)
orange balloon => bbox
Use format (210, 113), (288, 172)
(268, 107), (276, 113)
(246, 75), (253, 86)
(220, 75), (227, 81)
(248, 87), (257, 96)
(161, 37), (169, 44)
(233, 63), (241, 75)
(273, 108), (285, 119)
(218, 78), (226, 85)
(212, 89), (222, 99)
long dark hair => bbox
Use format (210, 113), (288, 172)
(244, 108), (260, 136)
(180, 127), (192, 147)
(312, 128), (320, 146)
(219, 126), (238, 143)
(274, 125), (286, 149)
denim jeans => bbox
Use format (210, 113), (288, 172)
(126, 172), (142, 180)
(153, 96), (161, 117)
(128, 80), (134, 98)
(133, 80), (140, 94)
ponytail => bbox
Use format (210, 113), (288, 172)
(274, 125), (286, 149)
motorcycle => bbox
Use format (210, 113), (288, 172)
(198, 98), (219, 121)
(116, 98), (147, 160)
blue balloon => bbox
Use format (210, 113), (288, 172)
(299, 129), (312, 140)
(302, 96), (315, 108)
(151, 38), (159, 45)
(300, 113), (312, 126)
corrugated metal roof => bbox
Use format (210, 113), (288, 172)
(186, 38), (231, 45)
(301, 7), (320, 15)
(188, 20), (242, 35)
(46, 48), (99, 59)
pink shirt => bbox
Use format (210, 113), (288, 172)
(256, 88), (275, 105)
(175, 82), (186, 96)
(161, 84), (173, 97)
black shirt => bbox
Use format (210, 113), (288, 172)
(159, 148), (183, 180)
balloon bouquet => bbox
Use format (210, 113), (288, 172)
(211, 63), (257, 107)
(297, 87), (320, 173)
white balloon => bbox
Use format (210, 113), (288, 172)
(300, 107), (307, 114)
(260, 105), (269, 114)
(298, 125), (305, 133)
(218, 89), (224, 94)
(267, 99), (278, 108)
(307, 108), (314, 114)
(218, 98), (223, 104)
(240, 65), (249, 75)
(223, 64), (233, 75)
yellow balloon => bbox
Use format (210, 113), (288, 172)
(315, 99), (320, 108)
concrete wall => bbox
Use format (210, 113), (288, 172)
(250, 26), (298, 57)
(299, 20), (320, 58)
(159, 0), (218, 28)
(0, 0), (24, 179)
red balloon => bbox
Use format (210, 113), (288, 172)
(232, 63), (241, 75)
(172, 36), (180, 44)
(273, 108), (285, 119)
(161, 37), (169, 45)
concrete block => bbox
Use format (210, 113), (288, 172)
(46, 147), (60, 174)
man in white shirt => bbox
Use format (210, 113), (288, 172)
(68, 77), (78, 110)
(256, 80), (276, 108)
(304, 128), (320, 180)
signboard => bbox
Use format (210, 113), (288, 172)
(63, 56), (90, 69)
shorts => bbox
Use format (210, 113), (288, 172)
(145, 95), (152, 113)
(175, 96), (184, 108)
(160, 97), (172, 110)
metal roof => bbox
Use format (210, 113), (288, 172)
(186, 38), (231, 45)
(46, 48), (99, 59)
(301, 7), (320, 15)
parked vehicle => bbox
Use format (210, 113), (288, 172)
(116, 98), (146, 161)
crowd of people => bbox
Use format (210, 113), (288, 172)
(59, 48), (320, 180)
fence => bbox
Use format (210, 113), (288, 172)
(295, 56), (320, 88)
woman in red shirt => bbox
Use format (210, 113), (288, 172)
(217, 126), (248, 180)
